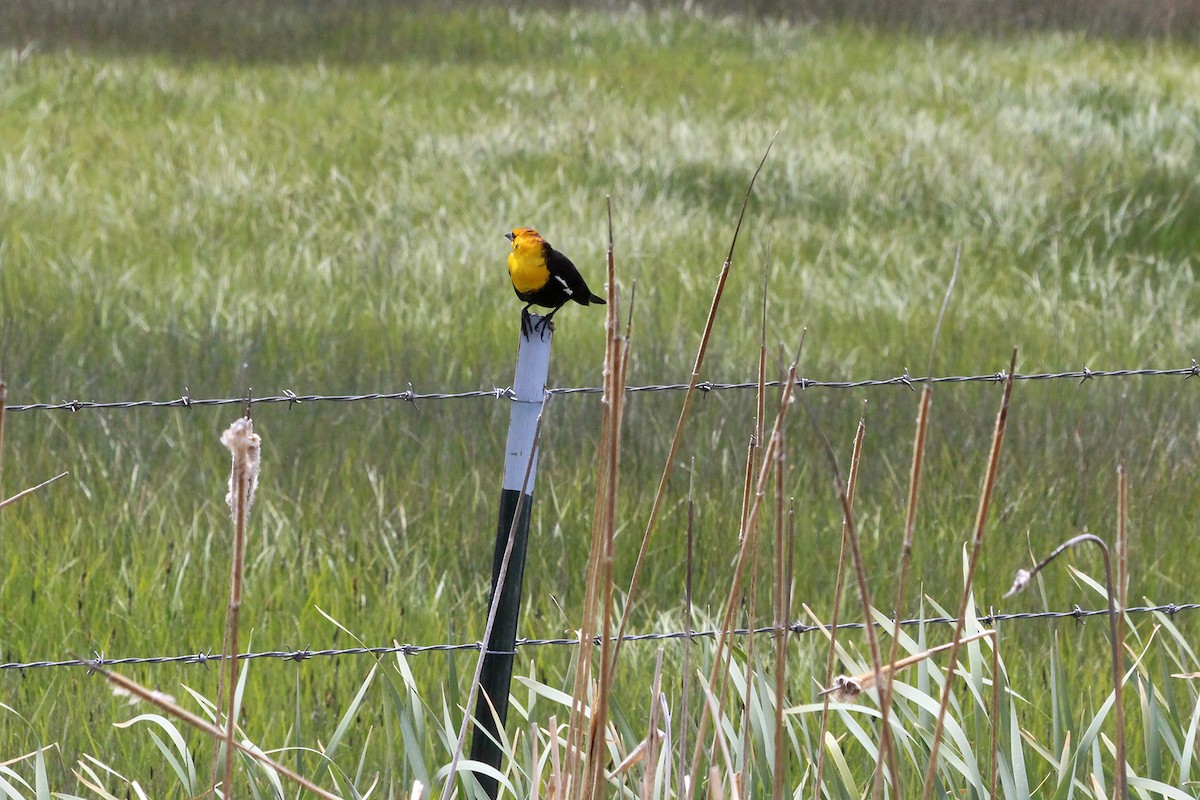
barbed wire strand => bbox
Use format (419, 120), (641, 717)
(3, 603), (1195, 673)
(6, 362), (1198, 413)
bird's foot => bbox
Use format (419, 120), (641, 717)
(521, 310), (555, 340)
(534, 316), (555, 340)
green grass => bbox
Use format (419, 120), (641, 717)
(2, 4), (1200, 795)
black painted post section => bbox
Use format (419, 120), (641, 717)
(469, 316), (551, 797)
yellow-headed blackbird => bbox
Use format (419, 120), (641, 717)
(505, 227), (605, 335)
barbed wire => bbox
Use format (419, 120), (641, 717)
(6, 362), (1198, 413)
(3, 603), (1195, 673)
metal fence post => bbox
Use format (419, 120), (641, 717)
(468, 316), (552, 797)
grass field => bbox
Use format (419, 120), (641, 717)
(2, 3), (1200, 796)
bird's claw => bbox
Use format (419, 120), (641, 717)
(521, 310), (555, 340)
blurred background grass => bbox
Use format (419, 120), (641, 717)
(1, 1), (1198, 790)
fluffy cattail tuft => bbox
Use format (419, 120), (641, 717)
(221, 417), (260, 521)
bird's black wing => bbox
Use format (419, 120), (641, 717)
(545, 244), (604, 306)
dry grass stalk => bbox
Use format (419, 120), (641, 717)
(0, 745), (58, 772)
(736, 261), (773, 796)
(1115, 464), (1129, 800)
(588, 203), (630, 798)
(685, 336), (804, 800)
(572, 201), (632, 800)
(563, 216), (618, 796)
(0, 377), (6, 494)
(613, 134), (776, 668)
(98, 667), (340, 800)
(566, 352), (613, 796)
(771, 428), (787, 800)
(530, 722), (541, 800)
(1003, 531), (1126, 800)
(1116, 465), (1128, 611)
(805, 403), (896, 791)
(921, 347), (1018, 800)
(214, 415), (261, 799)
(679, 463), (696, 795)
(547, 714), (563, 800)
(757, 257), (769, 454)
(698, 681), (738, 796)
(874, 246), (959, 799)
(811, 406), (865, 800)
(610, 726), (665, 780)
(988, 629), (1000, 800)
(706, 766), (722, 800)
(0, 470), (68, 512)
(737, 435), (756, 545)
(627, 649), (665, 798)
(737, 432), (769, 793)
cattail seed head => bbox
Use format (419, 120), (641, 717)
(820, 675), (863, 702)
(1003, 568), (1032, 599)
(221, 416), (261, 520)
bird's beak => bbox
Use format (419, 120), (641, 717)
(504, 232), (515, 241)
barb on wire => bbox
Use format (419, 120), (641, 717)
(6, 363), (1197, 413)
(3, 603), (1195, 673)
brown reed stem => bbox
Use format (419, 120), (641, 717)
(565, 203), (623, 796)
(613, 134), (776, 671)
(679, 463), (696, 795)
(989, 630), (1000, 800)
(812, 406), (866, 800)
(576, 200), (634, 800)
(99, 668), (340, 800)
(0, 471), (68, 512)
(805, 401), (896, 792)
(874, 245), (958, 800)
(738, 428), (772, 794)
(642, 649), (666, 800)
(771, 430), (787, 800)
(0, 377), (6, 496)
(221, 504), (245, 796)
(757, 256), (769, 453)
(1117, 465), (1128, 611)
(582, 266), (629, 800)
(213, 416), (260, 800)
(738, 435), (757, 546)
(686, 333), (803, 800)
(921, 347), (1017, 800)
(819, 629), (993, 699)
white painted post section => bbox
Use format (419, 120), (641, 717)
(469, 315), (552, 798)
(502, 321), (552, 492)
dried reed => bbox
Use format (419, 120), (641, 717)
(921, 347), (1017, 800)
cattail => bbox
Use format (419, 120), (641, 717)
(215, 415), (261, 799)
(221, 417), (260, 521)
(1004, 568), (1032, 599)
(821, 630), (995, 704)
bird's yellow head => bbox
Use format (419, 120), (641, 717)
(505, 227), (544, 254)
